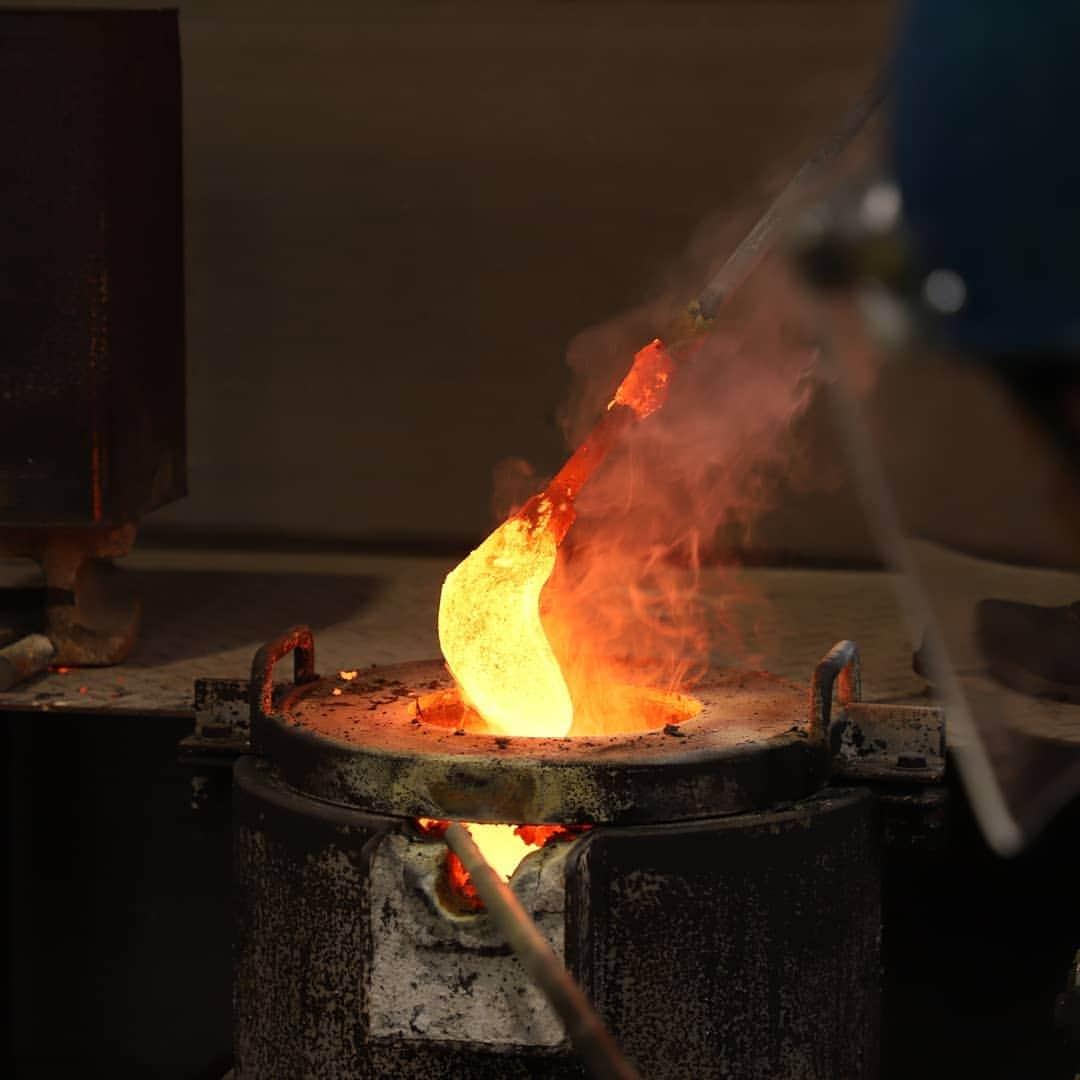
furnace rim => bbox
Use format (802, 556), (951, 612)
(252, 653), (831, 825)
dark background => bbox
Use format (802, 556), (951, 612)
(7, 0), (1071, 563)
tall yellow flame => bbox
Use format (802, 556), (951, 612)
(438, 505), (572, 738)
(436, 338), (680, 883)
(438, 339), (677, 744)
(463, 823), (536, 881)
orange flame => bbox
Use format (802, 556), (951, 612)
(438, 339), (677, 741)
(438, 500), (573, 738)
(436, 338), (678, 875)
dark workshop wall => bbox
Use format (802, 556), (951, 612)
(13, 1), (1079, 565)
(12, 0), (1071, 567)
(143, 0), (892, 556)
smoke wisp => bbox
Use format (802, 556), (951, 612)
(539, 252), (824, 734)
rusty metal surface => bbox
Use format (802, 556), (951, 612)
(235, 760), (880, 1080)
(254, 655), (829, 824)
(249, 623), (317, 720)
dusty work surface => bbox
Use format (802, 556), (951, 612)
(0, 545), (1074, 746)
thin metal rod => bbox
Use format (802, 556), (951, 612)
(443, 823), (641, 1080)
(695, 72), (888, 321)
(814, 326), (1023, 855)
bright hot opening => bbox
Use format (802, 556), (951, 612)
(417, 819), (581, 909)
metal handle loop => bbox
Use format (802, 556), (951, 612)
(250, 624), (317, 725)
(809, 639), (862, 744)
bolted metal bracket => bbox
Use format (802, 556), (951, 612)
(177, 676), (252, 810)
(832, 701), (945, 785)
(812, 641), (948, 849)
(178, 626), (318, 811)
(811, 640), (945, 784)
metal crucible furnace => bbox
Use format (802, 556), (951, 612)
(234, 627), (943, 1079)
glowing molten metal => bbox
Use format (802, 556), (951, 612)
(438, 338), (676, 741)
(418, 818), (581, 903)
(435, 340), (677, 887)
(439, 503), (572, 738)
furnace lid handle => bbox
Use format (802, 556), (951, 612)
(809, 639), (862, 749)
(250, 624), (318, 725)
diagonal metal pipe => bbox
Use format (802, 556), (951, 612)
(693, 72), (888, 323)
(443, 823), (641, 1080)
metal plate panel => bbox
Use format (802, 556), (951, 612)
(366, 832), (570, 1047)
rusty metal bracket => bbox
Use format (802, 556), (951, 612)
(249, 624), (317, 725)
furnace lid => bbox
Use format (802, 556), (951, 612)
(251, 632), (830, 825)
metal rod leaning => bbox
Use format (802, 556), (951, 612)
(443, 823), (641, 1080)
(693, 72), (888, 322)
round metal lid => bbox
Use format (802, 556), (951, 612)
(252, 634), (831, 824)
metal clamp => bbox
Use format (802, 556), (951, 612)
(809, 640), (862, 745)
(249, 624), (317, 725)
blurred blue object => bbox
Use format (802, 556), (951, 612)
(890, 0), (1080, 353)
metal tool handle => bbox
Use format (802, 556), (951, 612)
(809, 639), (862, 745)
(250, 624), (317, 724)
